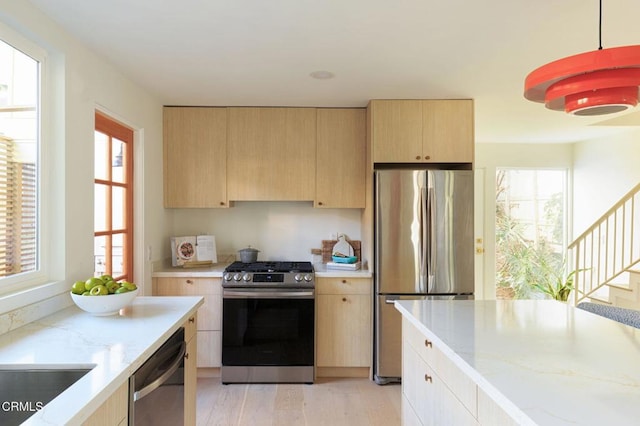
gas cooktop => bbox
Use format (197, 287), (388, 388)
(224, 261), (314, 273)
(223, 261), (315, 288)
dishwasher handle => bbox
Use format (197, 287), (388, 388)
(133, 341), (186, 402)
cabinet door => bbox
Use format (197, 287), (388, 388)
(163, 107), (228, 208)
(317, 294), (370, 367)
(422, 99), (474, 163)
(227, 107), (316, 200)
(370, 100), (423, 163)
(316, 276), (371, 368)
(316, 108), (366, 208)
(403, 336), (478, 426)
(196, 330), (221, 368)
(153, 277), (221, 330)
(184, 327), (197, 426)
(153, 277), (222, 368)
(82, 381), (128, 426)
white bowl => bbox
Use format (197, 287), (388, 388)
(70, 289), (138, 316)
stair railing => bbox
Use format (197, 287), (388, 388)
(569, 182), (640, 305)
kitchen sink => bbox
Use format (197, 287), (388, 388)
(0, 364), (94, 425)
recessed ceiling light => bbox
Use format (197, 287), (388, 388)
(310, 70), (335, 80)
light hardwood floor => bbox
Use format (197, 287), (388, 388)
(196, 377), (401, 426)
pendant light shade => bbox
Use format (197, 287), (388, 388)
(524, 45), (640, 115)
(524, 0), (640, 116)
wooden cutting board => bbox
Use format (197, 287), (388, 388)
(322, 239), (361, 263)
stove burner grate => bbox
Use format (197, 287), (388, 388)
(224, 261), (313, 274)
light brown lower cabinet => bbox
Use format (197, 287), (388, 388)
(83, 315), (198, 426)
(316, 277), (371, 377)
(153, 277), (222, 368)
(82, 381), (128, 426)
(401, 317), (520, 426)
(184, 314), (197, 426)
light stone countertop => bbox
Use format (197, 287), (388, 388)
(152, 261), (372, 279)
(395, 299), (640, 425)
(0, 296), (203, 425)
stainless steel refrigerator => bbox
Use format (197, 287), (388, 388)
(374, 168), (474, 385)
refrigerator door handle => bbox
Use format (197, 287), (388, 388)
(426, 184), (435, 292)
(419, 186), (427, 292)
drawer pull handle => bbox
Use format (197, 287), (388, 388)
(342, 297), (347, 302)
(342, 279), (347, 284)
(425, 339), (432, 348)
(424, 374), (432, 383)
(186, 279), (193, 285)
(185, 352), (190, 360)
(189, 317), (195, 323)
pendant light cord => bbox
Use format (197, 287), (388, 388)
(598, 0), (603, 50)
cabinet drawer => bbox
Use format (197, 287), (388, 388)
(154, 277), (221, 295)
(403, 338), (478, 425)
(404, 318), (477, 417)
(316, 277), (371, 295)
(153, 278), (222, 331)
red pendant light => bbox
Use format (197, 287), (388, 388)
(524, 1), (640, 116)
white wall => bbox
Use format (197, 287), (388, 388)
(572, 128), (640, 234)
(169, 202), (362, 262)
(0, 1), (165, 323)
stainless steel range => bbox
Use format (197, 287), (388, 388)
(222, 261), (314, 288)
(221, 261), (315, 384)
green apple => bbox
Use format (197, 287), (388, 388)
(115, 286), (130, 294)
(85, 277), (103, 291)
(106, 281), (119, 294)
(121, 281), (137, 291)
(89, 284), (108, 296)
(71, 281), (86, 295)
(100, 274), (114, 283)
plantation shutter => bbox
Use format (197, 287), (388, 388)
(0, 136), (37, 277)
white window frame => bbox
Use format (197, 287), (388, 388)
(0, 22), (50, 296)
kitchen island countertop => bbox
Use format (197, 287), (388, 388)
(395, 299), (640, 425)
(0, 296), (203, 425)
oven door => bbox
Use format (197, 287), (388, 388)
(222, 288), (315, 367)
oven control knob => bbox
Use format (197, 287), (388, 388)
(242, 273), (251, 282)
(233, 273), (242, 281)
(223, 273), (232, 281)
(294, 274), (302, 282)
(304, 274), (313, 282)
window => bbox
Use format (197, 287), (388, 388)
(495, 169), (568, 299)
(94, 112), (133, 281)
(0, 37), (40, 285)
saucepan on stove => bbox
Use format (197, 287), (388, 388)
(238, 246), (259, 263)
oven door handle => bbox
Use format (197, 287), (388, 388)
(223, 290), (314, 298)
(133, 341), (186, 402)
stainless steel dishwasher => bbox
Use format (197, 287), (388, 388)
(129, 327), (185, 425)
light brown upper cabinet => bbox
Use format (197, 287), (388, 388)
(163, 107), (228, 208)
(316, 108), (366, 208)
(227, 107), (316, 201)
(370, 99), (474, 163)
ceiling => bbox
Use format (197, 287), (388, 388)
(28, 0), (640, 143)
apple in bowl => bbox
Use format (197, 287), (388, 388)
(70, 276), (138, 316)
